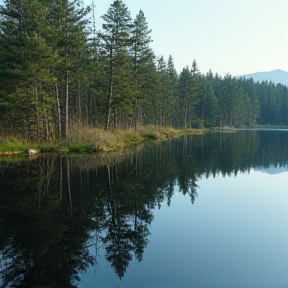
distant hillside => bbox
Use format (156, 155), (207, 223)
(239, 69), (288, 86)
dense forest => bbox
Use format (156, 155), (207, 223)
(1, 0), (288, 141)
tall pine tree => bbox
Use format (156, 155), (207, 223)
(98, 0), (133, 130)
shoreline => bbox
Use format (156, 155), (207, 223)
(0, 127), (206, 156)
(2, 126), (287, 157)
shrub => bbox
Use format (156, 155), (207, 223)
(143, 132), (158, 140)
(39, 144), (59, 153)
(191, 119), (204, 129)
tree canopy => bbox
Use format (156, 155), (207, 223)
(1, 0), (287, 141)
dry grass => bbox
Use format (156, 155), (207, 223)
(0, 124), (207, 155)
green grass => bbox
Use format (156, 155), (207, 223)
(0, 138), (35, 154)
(0, 126), (207, 155)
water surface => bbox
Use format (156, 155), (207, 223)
(0, 131), (288, 288)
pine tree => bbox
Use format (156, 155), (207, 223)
(0, 0), (58, 140)
(198, 76), (219, 127)
(154, 56), (174, 127)
(177, 67), (193, 129)
(46, 0), (90, 139)
(130, 10), (154, 130)
(240, 78), (260, 125)
(98, 0), (133, 130)
(190, 60), (200, 127)
(167, 55), (179, 128)
(140, 58), (158, 126)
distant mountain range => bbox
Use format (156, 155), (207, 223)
(239, 69), (288, 86)
(254, 165), (288, 175)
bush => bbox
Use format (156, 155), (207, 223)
(68, 142), (89, 153)
(191, 119), (204, 129)
(39, 144), (59, 153)
(143, 132), (158, 140)
(118, 130), (144, 144)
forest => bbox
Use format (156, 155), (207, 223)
(1, 0), (288, 142)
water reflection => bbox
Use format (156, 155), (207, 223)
(0, 131), (288, 287)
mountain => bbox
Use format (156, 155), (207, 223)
(254, 165), (288, 175)
(239, 69), (288, 86)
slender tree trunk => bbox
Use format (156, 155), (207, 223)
(183, 101), (187, 129)
(44, 114), (50, 141)
(114, 108), (117, 130)
(54, 81), (62, 139)
(133, 49), (138, 131)
(87, 94), (90, 125)
(78, 82), (82, 120)
(65, 70), (69, 140)
(35, 82), (40, 141)
(105, 88), (112, 131)
(105, 50), (113, 131)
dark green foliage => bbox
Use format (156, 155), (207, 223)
(0, 0), (90, 141)
(130, 9), (154, 130)
(153, 55), (174, 127)
(198, 76), (219, 127)
(98, 0), (133, 130)
(167, 55), (179, 127)
(1, 0), (288, 141)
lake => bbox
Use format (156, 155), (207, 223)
(0, 130), (288, 288)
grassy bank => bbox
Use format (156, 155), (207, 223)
(0, 126), (206, 155)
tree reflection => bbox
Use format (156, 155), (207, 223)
(101, 162), (153, 278)
(0, 157), (95, 287)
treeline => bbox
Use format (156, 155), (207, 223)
(1, 0), (288, 141)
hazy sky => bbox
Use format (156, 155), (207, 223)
(84, 0), (288, 76)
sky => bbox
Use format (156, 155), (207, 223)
(84, 0), (288, 76)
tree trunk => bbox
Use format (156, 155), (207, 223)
(105, 50), (113, 131)
(134, 49), (138, 131)
(65, 70), (69, 140)
(54, 81), (62, 139)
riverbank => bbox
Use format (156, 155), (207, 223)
(0, 126), (206, 155)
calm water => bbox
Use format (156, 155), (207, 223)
(0, 130), (288, 288)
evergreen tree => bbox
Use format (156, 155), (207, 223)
(177, 61), (200, 129)
(240, 77), (260, 125)
(1, 0), (288, 140)
(178, 67), (192, 129)
(0, 0), (58, 140)
(198, 76), (219, 127)
(130, 9), (154, 130)
(190, 60), (201, 127)
(140, 58), (158, 126)
(167, 55), (179, 128)
(111, 48), (134, 129)
(155, 56), (174, 127)
(98, 0), (133, 130)
(46, 0), (90, 139)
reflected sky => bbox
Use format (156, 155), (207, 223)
(78, 169), (288, 288)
